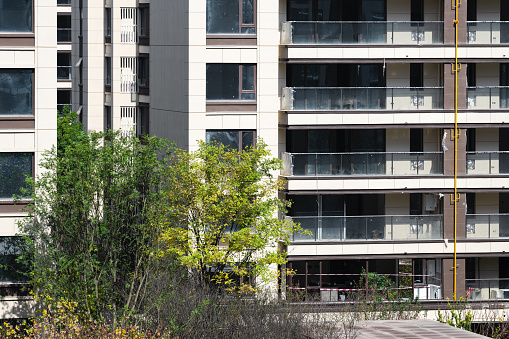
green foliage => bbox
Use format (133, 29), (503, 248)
(437, 298), (473, 332)
(160, 139), (299, 286)
(17, 109), (169, 324)
(354, 269), (423, 320)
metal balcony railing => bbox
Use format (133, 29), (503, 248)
(466, 151), (509, 174)
(281, 87), (444, 111)
(466, 279), (509, 300)
(291, 215), (443, 242)
(281, 21), (444, 45)
(467, 86), (509, 109)
(466, 214), (509, 239)
(467, 21), (509, 44)
(281, 152), (443, 176)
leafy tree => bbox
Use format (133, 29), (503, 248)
(17, 109), (168, 325)
(160, 140), (298, 287)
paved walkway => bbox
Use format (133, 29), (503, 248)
(355, 320), (489, 338)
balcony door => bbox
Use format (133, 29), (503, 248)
(500, 128), (509, 174)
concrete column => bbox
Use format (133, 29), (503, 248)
(443, 127), (466, 176)
(444, 0), (467, 45)
(443, 258), (466, 300)
(444, 193), (466, 240)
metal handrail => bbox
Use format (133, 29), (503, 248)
(287, 151), (443, 156)
(291, 214), (441, 219)
(286, 20), (444, 24)
(466, 151), (509, 154)
(286, 86), (444, 90)
(467, 86), (509, 89)
(467, 21), (509, 23)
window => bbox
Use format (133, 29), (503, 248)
(57, 53), (71, 81)
(104, 106), (112, 132)
(206, 130), (256, 151)
(206, 64), (255, 101)
(120, 57), (137, 93)
(411, 0), (424, 22)
(138, 55), (149, 88)
(139, 6), (149, 37)
(0, 0), (32, 33)
(137, 105), (149, 138)
(105, 8), (112, 38)
(105, 57), (111, 86)
(0, 70), (32, 115)
(206, 0), (255, 34)
(0, 237), (29, 283)
(0, 153), (32, 199)
(57, 15), (71, 43)
(120, 8), (137, 44)
(57, 90), (71, 113)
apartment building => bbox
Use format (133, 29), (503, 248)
(73, 0), (509, 303)
(0, 0), (57, 318)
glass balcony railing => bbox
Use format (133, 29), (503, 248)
(291, 215), (443, 242)
(467, 87), (509, 109)
(281, 87), (444, 111)
(466, 214), (509, 239)
(281, 21), (444, 45)
(467, 22), (509, 44)
(57, 66), (72, 80)
(466, 151), (509, 174)
(466, 279), (509, 300)
(281, 152), (443, 176)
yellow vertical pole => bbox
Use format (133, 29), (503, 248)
(452, 0), (461, 300)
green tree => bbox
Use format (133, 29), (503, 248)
(18, 109), (168, 324)
(160, 140), (298, 287)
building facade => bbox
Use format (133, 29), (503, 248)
(0, 0), (58, 318)
(72, 0), (509, 303)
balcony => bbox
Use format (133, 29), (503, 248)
(291, 215), (443, 242)
(466, 279), (509, 300)
(467, 22), (509, 44)
(281, 87), (444, 111)
(281, 21), (444, 45)
(466, 214), (509, 239)
(467, 87), (509, 109)
(281, 152), (443, 176)
(466, 152), (509, 174)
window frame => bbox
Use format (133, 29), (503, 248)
(206, 64), (257, 112)
(206, 130), (257, 152)
(0, 0), (34, 36)
(0, 152), (34, 201)
(0, 69), (34, 117)
(57, 13), (72, 44)
(206, 0), (257, 45)
(138, 4), (150, 45)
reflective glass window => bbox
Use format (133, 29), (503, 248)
(207, 0), (255, 34)
(206, 64), (256, 101)
(0, 153), (32, 199)
(0, 0), (32, 32)
(0, 70), (32, 115)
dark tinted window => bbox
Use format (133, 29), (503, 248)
(207, 0), (255, 34)
(0, 0), (32, 32)
(0, 70), (32, 115)
(206, 130), (255, 151)
(206, 64), (255, 101)
(0, 153), (32, 199)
